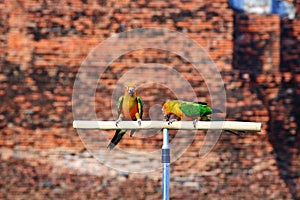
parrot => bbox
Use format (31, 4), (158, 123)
(162, 100), (241, 135)
(162, 100), (218, 127)
(107, 83), (143, 150)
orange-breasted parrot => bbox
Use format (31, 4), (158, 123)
(162, 100), (218, 127)
(162, 100), (240, 135)
(107, 83), (143, 150)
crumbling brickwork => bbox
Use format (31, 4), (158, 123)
(0, 0), (299, 199)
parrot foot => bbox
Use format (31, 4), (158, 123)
(193, 119), (198, 128)
(137, 119), (142, 126)
(168, 119), (177, 125)
(115, 118), (122, 126)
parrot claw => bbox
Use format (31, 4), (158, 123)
(193, 119), (198, 128)
(137, 119), (142, 126)
(115, 118), (122, 126)
(168, 119), (177, 125)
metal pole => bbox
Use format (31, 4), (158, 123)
(162, 128), (170, 200)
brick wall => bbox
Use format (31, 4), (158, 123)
(0, 0), (299, 199)
(233, 13), (280, 72)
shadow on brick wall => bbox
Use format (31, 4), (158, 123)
(233, 13), (300, 199)
(270, 18), (300, 200)
(233, 12), (280, 73)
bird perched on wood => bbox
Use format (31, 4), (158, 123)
(107, 83), (143, 150)
(162, 100), (241, 135)
(162, 100), (219, 127)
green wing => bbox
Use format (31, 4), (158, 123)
(117, 96), (124, 116)
(180, 102), (212, 117)
(197, 102), (212, 116)
(137, 96), (143, 119)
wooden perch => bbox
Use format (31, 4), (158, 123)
(73, 120), (262, 132)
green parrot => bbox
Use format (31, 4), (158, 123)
(162, 100), (240, 135)
(162, 100), (218, 127)
(107, 83), (143, 150)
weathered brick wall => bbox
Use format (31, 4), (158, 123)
(231, 4), (300, 199)
(0, 0), (299, 199)
(233, 13), (280, 72)
(1, 0), (234, 150)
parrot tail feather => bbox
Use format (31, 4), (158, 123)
(212, 108), (223, 113)
(107, 129), (127, 150)
(107, 142), (116, 150)
(194, 101), (208, 105)
(130, 130), (136, 137)
(224, 130), (243, 136)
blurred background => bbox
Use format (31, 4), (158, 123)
(0, 0), (300, 199)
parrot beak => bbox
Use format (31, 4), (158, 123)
(128, 87), (135, 96)
(164, 114), (170, 121)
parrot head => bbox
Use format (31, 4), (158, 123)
(162, 101), (172, 119)
(162, 100), (183, 120)
(126, 83), (136, 96)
